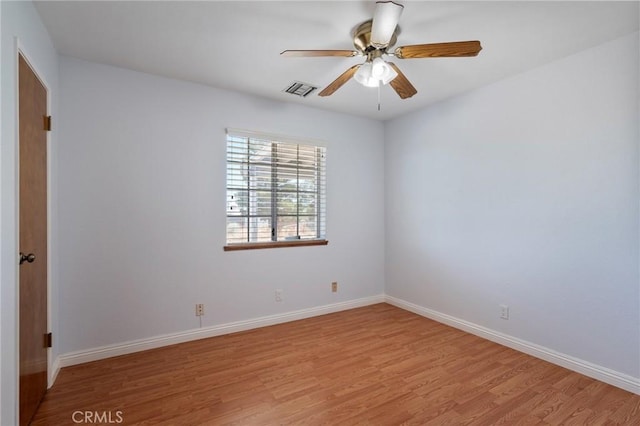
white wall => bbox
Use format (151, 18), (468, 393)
(385, 32), (639, 379)
(1, 1), (59, 424)
(1, 1), (4, 418)
(57, 56), (385, 354)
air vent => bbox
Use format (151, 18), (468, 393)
(283, 81), (317, 97)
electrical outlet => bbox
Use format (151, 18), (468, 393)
(500, 304), (509, 320)
(331, 282), (338, 293)
(195, 304), (204, 317)
(275, 289), (283, 302)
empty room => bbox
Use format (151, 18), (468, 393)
(1, 0), (639, 424)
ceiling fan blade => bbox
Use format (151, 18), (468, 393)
(318, 65), (360, 97)
(387, 62), (417, 99)
(394, 41), (482, 59)
(370, 1), (404, 48)
(281, 50), (359, 57)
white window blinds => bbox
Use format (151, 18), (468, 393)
(226, 129), (327, 245)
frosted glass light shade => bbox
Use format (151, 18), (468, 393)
(373, 57), (397, 84)
(355, 59), (397, 88)
(354, 62), (378, 87)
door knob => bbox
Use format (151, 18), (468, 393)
(19, 252), (36, 265)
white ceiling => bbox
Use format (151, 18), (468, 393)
(35, 1), (639, 121)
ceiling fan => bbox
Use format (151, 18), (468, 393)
(281, 1), (482, 99)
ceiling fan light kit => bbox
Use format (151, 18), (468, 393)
(354, 54), (398, 88)
(281, 1), (482, 102)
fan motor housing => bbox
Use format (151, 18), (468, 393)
(352, 20), (400, 53)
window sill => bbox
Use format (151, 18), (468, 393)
(224, 239), (328, 251)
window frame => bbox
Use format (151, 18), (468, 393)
(224, 129), (328, 251)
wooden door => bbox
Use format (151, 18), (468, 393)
(18, 53), (49, 426)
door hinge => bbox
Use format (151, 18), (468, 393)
(45, 332), (52, 348)
(44, 115), (52, 131)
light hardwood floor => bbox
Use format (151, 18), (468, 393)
(32, 304), (640, 425)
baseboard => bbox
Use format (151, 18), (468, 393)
(57, 295), (385, 370)
(54, 293), (640, 395)
(49, 354), (61, 389)
(385, 295), (640, 395)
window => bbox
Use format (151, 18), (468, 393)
(225, 129), (327, 250)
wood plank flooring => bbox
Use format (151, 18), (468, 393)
(32, 304), (640, 425)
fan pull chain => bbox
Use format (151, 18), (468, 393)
(377, 81), (381, 111)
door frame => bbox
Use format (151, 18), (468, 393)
(14, 38), (54, 421)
